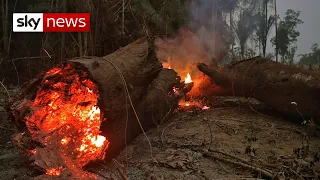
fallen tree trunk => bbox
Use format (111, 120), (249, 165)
(7, 37), (191, 175)
(198, 56), (320, 124)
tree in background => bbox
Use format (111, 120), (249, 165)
(271, 9), (303, 64)
(0, 0), (190, 85)
(299, 43), (320, 65)
(227, 0), (277, 60)
(234, 10), (258, 59)
(131, 0), (189, 36)
(255, 0), (275, 57)
(287, 46), (297, 65)
(274, 0), (278, 62)
(217, 0), (239, 58)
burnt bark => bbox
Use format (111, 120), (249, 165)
(198, 56), (320, 124)
(7, 37), (190, 162)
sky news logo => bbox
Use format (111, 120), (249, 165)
(13, 13), (90, 32)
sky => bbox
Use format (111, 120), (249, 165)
(266, 0), (320, 56)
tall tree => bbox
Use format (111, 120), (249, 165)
(271, 9), (303, 63)
(2, 0), (8, 54)
(274, 0), (278, 62)
(234, 10), (257, 59)
(255, 14), (275, 57)
(299, 43), (320, 65)
(218, 0), (239, 57)
(255, 0), (275, 57)
(287, 45), (297, 65)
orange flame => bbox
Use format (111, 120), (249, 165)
(46, 166), (64, 176)
(24, 63), (109, 176)
(184, 73), (193, 83)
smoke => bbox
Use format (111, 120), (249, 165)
(155, 29), (210, 79)
(155, 0), (230, 79)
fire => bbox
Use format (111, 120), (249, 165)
(185, 73), (193, 83)
(90, 135), (106, 147)
(162, 62), (171, 69)
(46, 167), (64, 176)
(60, 137), (70, 145)
(24, 63), (109, 176)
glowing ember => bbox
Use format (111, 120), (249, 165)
(46, 167), (64, 176)
(60, 137), (70, 145)
(202, 106), (210, 110)
(24, 63), (109, 175)
(162, 62), (171, 69)
(185, 73), (193, 83)
(91, 135), (106, 147)
(30, 149), (36, 155)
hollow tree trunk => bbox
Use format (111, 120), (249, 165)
(7, 37), (190, 164)
(198, 56), (320, 124)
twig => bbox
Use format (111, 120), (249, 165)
(241, 59), (258, 97)
(69, 32), (80, 49)
(248, 104), (271, 118)
(11, 56), (54, 61)
(116, 168), (128, 180)
(7, 0), (18, 54)
(11, 59), (19, 85)
(293, 105), (306, 123)
(216, 160), (230, 172)
(88, 168), (109, 179)
(43, 48), (52, 58)
(208, 149), (252, 166)
(211, 121), (232, 136)
(160, 89), (172, 125)
(0, 81), (11, 99)
(202, 118), (213, 149)
(197, 149), (273, 178)
(121, 0), (125, 34)
(124, 75), (129, 168)
(288, 167), (304, 180)
(160, 121), (184, 144)
(113, 158), (124, 168)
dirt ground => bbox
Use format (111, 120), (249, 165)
(1, 89), (320, 179)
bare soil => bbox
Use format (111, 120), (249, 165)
(1, 90), (320, 179)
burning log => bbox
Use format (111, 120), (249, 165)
(7, 37), (192, 177)
(198, 56), (320, 125)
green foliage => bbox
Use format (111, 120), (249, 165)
(231, 0), (276, 59)
(286, 45), (297, 65)
(131, 0), (189, 35)
(271, 9), (303, 60)
(299, 43), (320, 65)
